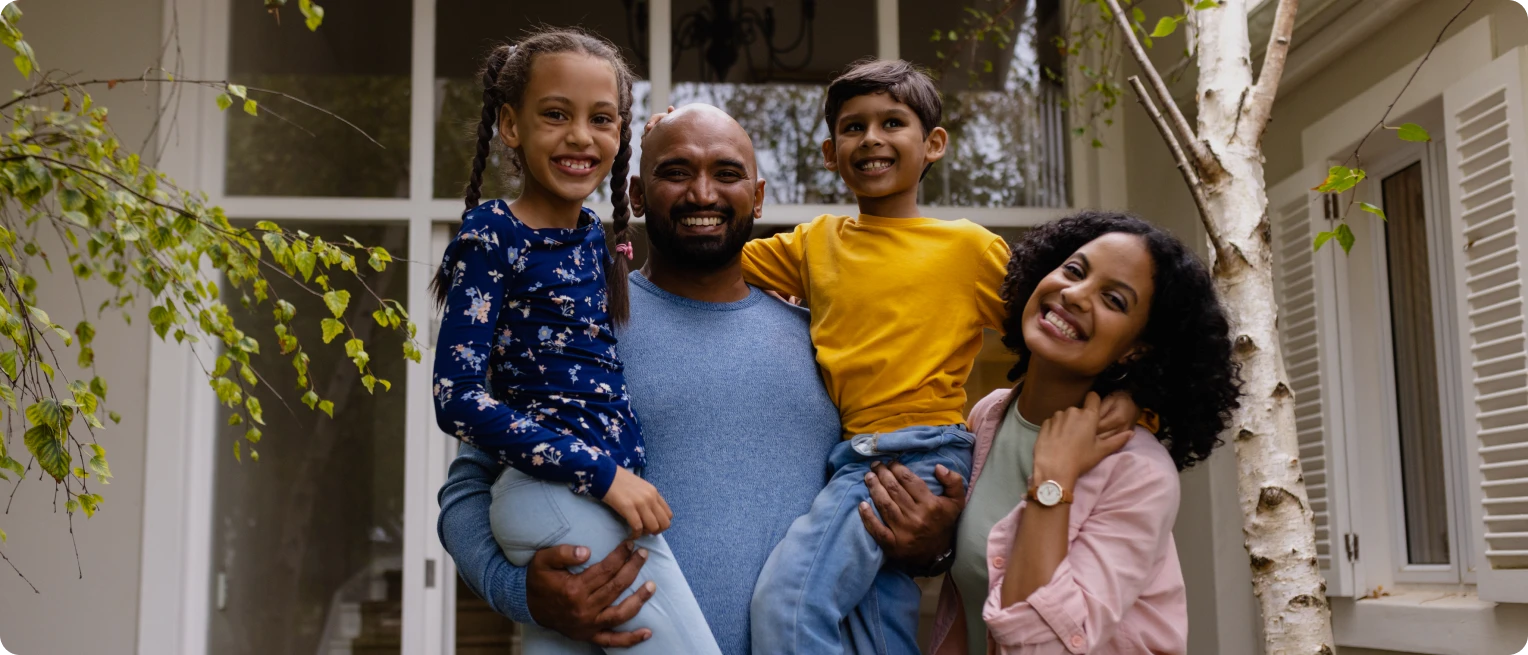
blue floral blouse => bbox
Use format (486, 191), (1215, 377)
(432, 199), (642, 499)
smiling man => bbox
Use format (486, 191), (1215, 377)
(438, 104), (966, 654)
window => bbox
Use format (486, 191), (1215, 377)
(1379, 162), (1451, 567)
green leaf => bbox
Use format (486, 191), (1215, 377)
(245, 427), (262, 444)
(24, 424), (69, 481)
(302, 390), (319, 410)
(90, 375), (107, 399)
(1313, 230), (1335, 252)
(88, 444), (111, 483)
(1131, 6), (1146, 23)
(0, 351), (16, 379)
(109, 411), (121, 424)
(362, 374), (376, 394)
(300, 0), (325, 30)
(1193, 0), (1219, 9)
(227, 84), (248, 99)
(1359, 202), (1387, 221)
(323, 290), (351, 318)
(13, 51), (31, 78)
(318, 399), (335, 418)
(1396, 122), (1432, 143)
(246, 396), (264, 425)
(402, 340), (422, 363)
(1315, 165), (1365, 194)
(233, 440), (241, 462)
(25, 398), (62, 428)
(216, 93), (233, 112)
(321, 318), (344, 343)
(1150, 16), (1180, 38)
(243, 99), (259, 116)
(1335, 223), (1356, 254)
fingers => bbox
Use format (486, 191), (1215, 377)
(1083, 391), (1101, 413)
(590, 546), (647, 607)
(858, 500), (897, 546)
(864, 468), (907, 525)
(592, 629), (652, 649)
(888, 462), (932, 504)
(641, 106), (675, 137)
(934, 463), (967, 501)
(616, 504), (644, 539)
(596, 578), (655, 630)
(638, 503), (662, 537)
(577, 541), (634, 592)
(1101, 429), (1133, 454)
(873, 463), (916, 509)
(535, 543), (592, 570)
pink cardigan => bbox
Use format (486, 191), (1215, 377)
(928, 389), (1188, 655)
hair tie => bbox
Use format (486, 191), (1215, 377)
(615, 242), (634, 260)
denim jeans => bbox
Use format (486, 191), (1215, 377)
(750, 424), (976, 655)
(490, 467), (723, 655)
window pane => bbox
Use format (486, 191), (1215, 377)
(206, 222), (410, 654)
(434, 2), (649, 203)
(902, 0), (1069, 207)
(670, 0), (873, 205)
(1382, 162), (1449, 566)
(227, 0), (412, 197)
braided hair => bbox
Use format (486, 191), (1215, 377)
(431, 29), (637, 325)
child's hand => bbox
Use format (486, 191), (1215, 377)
(1033, 392), (1133, 487)
(602, 467), (673, 539)
(642, 106), (676, 138)
(1097, 389), (1141, 437)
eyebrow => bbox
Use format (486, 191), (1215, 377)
(654, 156), (693, 170)
(714, 158), (749, 171)
(1075, 252), (1141, 306)
(538, 96), (618, 110)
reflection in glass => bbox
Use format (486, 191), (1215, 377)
(206, 222), (409, 655)
(903, 0), (1069, 208)
(226, 0), (412, 197)
(434, 1), (648, 203)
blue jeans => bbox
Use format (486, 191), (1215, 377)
(750, 424), (976, 655)
(490, 467), (723, 655)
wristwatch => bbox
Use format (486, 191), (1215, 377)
(1027, 479), (1073, 507)
(908, 546), (956, 578)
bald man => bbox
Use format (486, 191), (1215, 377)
(438, 105), (962, 654)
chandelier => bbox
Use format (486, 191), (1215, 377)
(624, 0), (818, 82)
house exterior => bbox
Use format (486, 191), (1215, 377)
(0, 1), (1525, 654)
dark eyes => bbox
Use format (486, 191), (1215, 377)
(841, 119), (904, 133)
(1061, 262), (1128, 311)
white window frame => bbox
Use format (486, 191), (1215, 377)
(138, 1), (1094, 654)
(1360, 140), (1477, 585)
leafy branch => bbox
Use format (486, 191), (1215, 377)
(0, 3), (417, 583)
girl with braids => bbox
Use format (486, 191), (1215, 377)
(925, 211), (1242, 655)
(432, 30), (722, 654)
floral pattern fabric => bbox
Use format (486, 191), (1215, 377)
(432, 200), (642, 499)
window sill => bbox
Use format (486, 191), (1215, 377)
(1332, 590), (1528, 655)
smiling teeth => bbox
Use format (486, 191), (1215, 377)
(557, 159), (594, 170)
(858, 160), (892, 171)
(680, 217), (723, 226)
(1045, 311), (1080, 339)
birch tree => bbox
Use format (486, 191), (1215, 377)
(1096, 0), (1338, 650)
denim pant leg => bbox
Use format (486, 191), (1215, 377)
(490, 468), (723, 655)
(751, 425), (975, 655)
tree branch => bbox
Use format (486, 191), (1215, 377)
(1247, 0), (1299, 138)
(1127, 75), (1227, 256)
(1101, 0), (1223, 181)
(1344, 0), (1475, 166)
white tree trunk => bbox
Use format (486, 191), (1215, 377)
(1195, 1), (1336, 652)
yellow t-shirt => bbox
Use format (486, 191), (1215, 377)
(741, 214), (1011, 437)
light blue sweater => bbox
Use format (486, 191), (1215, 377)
(438, 271), (842, 655)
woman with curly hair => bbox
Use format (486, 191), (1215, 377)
(927, 210), (1242, 655)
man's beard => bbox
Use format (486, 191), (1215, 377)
(646, 201), (754, 271)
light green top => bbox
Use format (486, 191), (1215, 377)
(950, 398), (1040, 655)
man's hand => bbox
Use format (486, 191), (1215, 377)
(525, 542), (654, 647)
(858, 461), (967, 574)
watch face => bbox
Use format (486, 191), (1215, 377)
(1037, 481), (1064, 506)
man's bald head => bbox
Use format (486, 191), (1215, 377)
(631, 103), (765, 273)
(640, 103), (757, 179)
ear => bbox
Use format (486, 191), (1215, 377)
(1116, 343), (1150, 368)
(628, 174), (647, 218)
(497, 105), (520, 150)
(922, 126), (949, 164)
(821, 137), (838, 172)
(753, 177), (767, 219)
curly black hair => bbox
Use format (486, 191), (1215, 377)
(1000, 210), (1242, 470)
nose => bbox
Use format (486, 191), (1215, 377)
(861, 123), (885, 149)
(685, 171), (721, 207)
(1059, 282), (1091, 313)
(566, 119), (593, 147)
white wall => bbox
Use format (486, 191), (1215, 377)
(0, 0), (163, 652)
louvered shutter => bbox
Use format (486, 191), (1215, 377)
(1267, 165), (1362, 596)
(1443, 49), (1528, 603)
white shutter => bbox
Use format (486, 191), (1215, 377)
(1443, 49), (1528, 603)
(1268, 164), (1362, 597)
